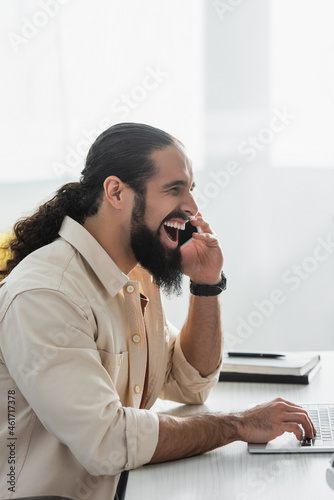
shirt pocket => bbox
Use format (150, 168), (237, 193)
(98, 350), (129, 406)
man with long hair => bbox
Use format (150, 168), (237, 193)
(0, 123), (315, 499)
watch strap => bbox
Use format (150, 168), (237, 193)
(189, 272), (227, 296)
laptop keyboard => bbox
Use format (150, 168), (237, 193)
(302, 404), (334, 446)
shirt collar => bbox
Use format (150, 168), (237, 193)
(58, 216), (129, 297)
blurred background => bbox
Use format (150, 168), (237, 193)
(1, 0), (333, 350)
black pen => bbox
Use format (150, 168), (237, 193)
(227, 352), (285, 359)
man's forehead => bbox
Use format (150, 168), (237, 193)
(149, 145), (194, 185)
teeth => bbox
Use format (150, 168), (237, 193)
(164, 221), (186, 230)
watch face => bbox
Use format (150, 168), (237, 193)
(178, 221), (198, 248)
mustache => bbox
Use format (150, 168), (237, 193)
(161, 210), (189, 226)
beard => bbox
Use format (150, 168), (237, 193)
(130, 193), (183, 296)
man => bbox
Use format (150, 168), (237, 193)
(0, 123), (315, 499)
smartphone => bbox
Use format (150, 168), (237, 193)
(178, 221), (198, 248)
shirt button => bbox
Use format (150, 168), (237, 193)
(132, 334), (141, 344)
(134, 385), (141, 394)
(118, 356), (122, 367)
(126, 285), (135, 294)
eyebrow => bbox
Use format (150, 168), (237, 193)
(162, 180), (196, 190)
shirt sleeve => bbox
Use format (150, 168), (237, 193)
(0, 289), (159, 476)
(159, 320), (221, 404)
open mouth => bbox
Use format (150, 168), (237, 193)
(163, 220), (186, 243)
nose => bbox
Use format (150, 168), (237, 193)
(180, 190), (198, 217)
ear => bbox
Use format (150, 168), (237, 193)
(103, 176), (128, 209)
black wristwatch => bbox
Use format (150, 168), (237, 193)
(189, 272), (227, 296)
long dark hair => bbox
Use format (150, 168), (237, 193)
(0, 122), (181, 279)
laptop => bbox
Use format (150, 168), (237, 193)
(248, 403), (334, 453)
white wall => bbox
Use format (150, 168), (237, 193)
(0, 0), (204, 183)
(163, 165), (334, 351)
(1, 0), (333, 351)
(163, 0), (334, 351)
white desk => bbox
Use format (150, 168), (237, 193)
(126, 352), (334, 500)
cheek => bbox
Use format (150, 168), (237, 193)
(145, 204), (168, 227)
(145, 194), (179, 229)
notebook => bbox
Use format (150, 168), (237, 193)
(248, 403), (334, 453)
(222, 352), (320, 377)
(219, 361), (321, 385)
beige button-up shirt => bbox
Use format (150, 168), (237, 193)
(0, 216), (220, 499)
